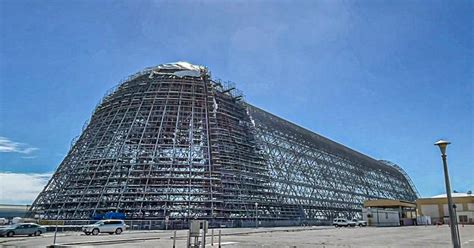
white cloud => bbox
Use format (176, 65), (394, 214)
(21, 156), (38, 159)
(0, 136), (39, 155)
(0, 172), (52, 205)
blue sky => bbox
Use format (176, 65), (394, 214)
(0, 0), (472, 204)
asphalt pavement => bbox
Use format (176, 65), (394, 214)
(1, 225), (473, 247)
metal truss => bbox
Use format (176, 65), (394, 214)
(247, 106), (418, 220)
(28, 62), (418, 226)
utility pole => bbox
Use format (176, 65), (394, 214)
(255, 202), (258, 228)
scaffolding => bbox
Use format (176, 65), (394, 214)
(28, 62), (418, 227)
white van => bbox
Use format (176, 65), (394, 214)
(82, 219), (128, 235)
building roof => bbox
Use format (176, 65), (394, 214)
(363, 199), (416, 208)
(430, 193), (473, 198)
(0, 204), (29, 218)
(0, 204), (30, 210)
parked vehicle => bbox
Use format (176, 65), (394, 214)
(333, 218), (356, 227)
(12, 217), (22, 224)
(82, 219), (128, 235)
(92, 212), (126, 220)
(0, 223), (46, 237)
(0, 218), (8, 225)
(352, 219), (367, 227)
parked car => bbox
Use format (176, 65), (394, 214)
(0, 223), (46, 237)
(0, 218), (8, 225)
(352, 219), (367, 227)
(333, 218), (356, 227)
(82, 219), (128, 235)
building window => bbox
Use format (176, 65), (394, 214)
(459, 215), (468, 223)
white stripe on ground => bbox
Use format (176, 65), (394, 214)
(208, 242), (238, 246)
(463, 239), (474, 244)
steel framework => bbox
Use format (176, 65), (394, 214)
(29, 62), (418, 226)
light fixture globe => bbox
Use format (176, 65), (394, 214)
(434, 139), (451, 155)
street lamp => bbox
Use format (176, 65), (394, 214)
(434, 140), (461, 248)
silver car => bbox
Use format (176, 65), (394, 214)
(0, 223), (46, 237)
(332, 218), (356, 227)
(352, 218), (367, 227)
(82, 219), (128, 235)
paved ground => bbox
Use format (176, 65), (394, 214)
(1, 225), (473, 247)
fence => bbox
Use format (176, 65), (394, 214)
(35, 218), (331, 231)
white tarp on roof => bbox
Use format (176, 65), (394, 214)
(146, 61), (206, 78)
(152, 61), (205, 72)
(123, 61), (206, 85)
(172, 70), (201, 77)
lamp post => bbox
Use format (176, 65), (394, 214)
(434, 140), (461, 248)
(255, 202), (258, 229)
